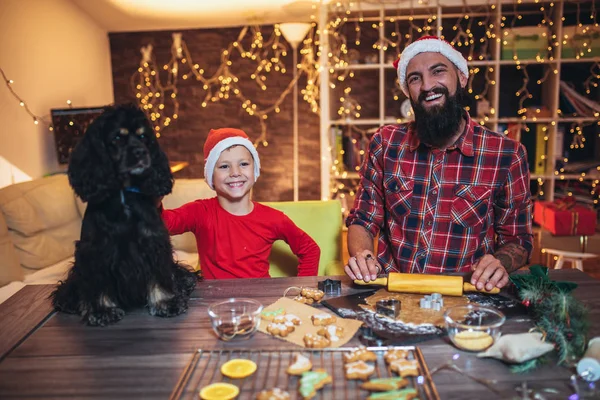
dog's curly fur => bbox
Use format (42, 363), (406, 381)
(51, 104), (198, 326)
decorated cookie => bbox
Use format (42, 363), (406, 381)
(287, 353), (313, 375)
(298, 370), (332, 400)
(343, 346), (378, 363)
(303, 333), (330, 348)
(256, 388), (291, 400)
(261, 308), (286, 321)
(344, 360), (375, 380)
(316, 325), (344, 342)
(293, 295), (315, 305)
(389, 359), (419, 377)
(384, 349), (409, 364)
(311, 313), (337, 326)
(266, 322), (295, 337)
(273, 314), (302, 326)
(367, 388), (419, 400)
(300, 288), (325, 302)
(361, 377), (409, 392)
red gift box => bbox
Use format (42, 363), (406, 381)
(534, 200), (597, 236)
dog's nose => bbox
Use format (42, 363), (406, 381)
(133, 147), (147, 159)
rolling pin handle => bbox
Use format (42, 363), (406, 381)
(462, 282), (501, 294)
(353, 277), (388, 286)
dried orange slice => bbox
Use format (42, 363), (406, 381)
(199, 382), (239, 400)
(220, 359), (257, 379)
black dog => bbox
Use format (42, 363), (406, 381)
(52, 104), (198, 326)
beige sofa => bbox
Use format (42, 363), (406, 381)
(0, 174), (216, 304)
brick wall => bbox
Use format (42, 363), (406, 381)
(109, 27), (321, 201)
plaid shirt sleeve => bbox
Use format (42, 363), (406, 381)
(345, 127), (387, 236)
(493, 142), (534, 258)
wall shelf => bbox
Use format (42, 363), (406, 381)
(319, 0), (600, 208)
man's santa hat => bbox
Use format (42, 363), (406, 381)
(203, 128), (261, 190)
(393, 36), (469, 96)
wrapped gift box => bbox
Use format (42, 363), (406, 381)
(561, 25), (600, 59)
(502, 27), (551, 60)
(534, 200), (597, 236)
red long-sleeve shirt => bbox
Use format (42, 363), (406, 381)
(161, 197), (320, 279)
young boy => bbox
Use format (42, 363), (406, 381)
(159, 128), (320, 279)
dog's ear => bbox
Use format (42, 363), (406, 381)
(68, 108), (120, 203)
(138, 136), (174, 197)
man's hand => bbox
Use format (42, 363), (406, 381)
(470, 254), (509, 291)
(344, 251), (382, 282)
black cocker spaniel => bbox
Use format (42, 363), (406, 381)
(52, 104), (198, 326)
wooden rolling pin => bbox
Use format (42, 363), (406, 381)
(354, 272), (500, 296)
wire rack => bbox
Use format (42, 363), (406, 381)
(170, 346), (439, 400)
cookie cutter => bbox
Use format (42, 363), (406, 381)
(318, 279), (342, 296)
(376, 299), (401, 319)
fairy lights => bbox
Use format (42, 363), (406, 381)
(0, 67), (55, 131)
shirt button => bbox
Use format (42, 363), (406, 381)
(427, 220), (433, 226)
(431, 189), (438, 195)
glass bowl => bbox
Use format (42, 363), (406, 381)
(443, 304), (505, 352)
(207, 298), (263, 341)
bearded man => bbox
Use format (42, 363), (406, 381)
(345, 36), (533, 291)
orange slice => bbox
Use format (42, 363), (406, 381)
(199, 382), (239, 400)
(220, 359), (257, 379)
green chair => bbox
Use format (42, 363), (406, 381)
(263, 200), (343, 277)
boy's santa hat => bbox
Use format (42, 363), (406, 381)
(393, 36), (469, 96)
(203, 128), (261, 190)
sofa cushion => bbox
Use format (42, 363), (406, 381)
(0, 211), (24, 286)
(0, 174), (81, 270)
(264, 200), (344, 277)
(162, 179), (215, 253)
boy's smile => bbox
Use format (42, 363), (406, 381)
(213, 145), (255, 209)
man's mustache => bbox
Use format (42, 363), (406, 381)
(418, 87), (449, 103)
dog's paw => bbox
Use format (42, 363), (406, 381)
(85, 307), (125, 326)
(149, 295), (188, 318)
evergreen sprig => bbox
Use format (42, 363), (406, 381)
(509, 265), (589, 372)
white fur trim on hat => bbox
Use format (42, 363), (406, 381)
(204, 137), (261, 190)
(397, 37), (469, 96)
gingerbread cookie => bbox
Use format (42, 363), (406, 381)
(343, 346), (378, 363)
(300, 288), (324, 302)
(389, 359), (419, 377)
(287, 353), (312, 375)
(311, 313), (336, 326)
(298, 370), (331, 400)
(361, 377), (409, 392)
(273, 314), (301, 326)
(261, 308), (286, 321)
(266, 322), (295, 337)
(303, 333), (330, 348)
(293, 295), (314, 304)
(344, 360), (375, 380)
(384, 348), (409, 364)
(316, 325), (344, 342)
(367, 388), (418, 400)
(256, 388), (291, 400)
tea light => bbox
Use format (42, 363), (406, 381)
(577, 337), (600, 382)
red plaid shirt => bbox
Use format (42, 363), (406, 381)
(346, 113), (533, 274)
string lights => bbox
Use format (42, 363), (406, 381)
(0, 67), (55, 131)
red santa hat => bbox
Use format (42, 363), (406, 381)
(203, 128), (261, 190)
(393, 36), (469, 97)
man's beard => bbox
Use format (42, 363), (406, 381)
(410, 82), (465, 148)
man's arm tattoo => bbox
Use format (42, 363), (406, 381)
(495, 242), (528, 273)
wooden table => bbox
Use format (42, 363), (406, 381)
(0, 270), (598, 399)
